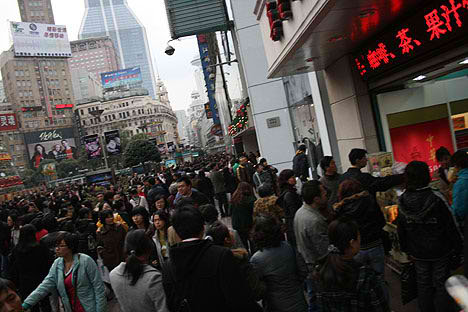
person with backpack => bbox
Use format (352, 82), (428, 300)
(75, 208), (98, 260)
(163, 206), (262, 312)
(110, 229), (168, 312)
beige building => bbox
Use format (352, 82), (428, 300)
(77, 90), (179, 148)
(17, 0), (55, 25)
(0, 102), (27, 169)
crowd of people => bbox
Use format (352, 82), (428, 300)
(0, 146), (467, 312)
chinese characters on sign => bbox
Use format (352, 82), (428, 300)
(355, 0), (468, 79)
(0, 114), (17, 131)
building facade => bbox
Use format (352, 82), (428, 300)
(0, 103), (27, 169)
(17, 0), (55, 25)
(174, 109), (189, 147)
(78, 0), (158, 99)
(71, 68), (103, 102)
(77, 91), (179, 149)
(69, 36), (120, 78)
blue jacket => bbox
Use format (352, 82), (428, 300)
(453, 168), (468, 219)
(24, 253), (107, 312)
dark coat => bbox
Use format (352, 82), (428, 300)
(292, 152), (309, 180)
(166, 239), (262, 312)
(96, 223), (126, 271)
(397, 187), (462, 260)
(0, 221), (10, 256)
(340, 167), (404, 196)
(8, 242), (51, 299)
(333, 191), (385, 249)
(231, 195), (256, 232)
(147, 184), (169, 209)
(277, 188), (303, 248)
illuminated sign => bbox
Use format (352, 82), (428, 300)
(0, 114), (17, 131)
(55, 104), (74, 109)
(10, 22), (71, 57)
(21, 106), (42, 112)
(355, 0), (468, 80)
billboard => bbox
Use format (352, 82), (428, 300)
(101, 67), (142, 89)
(24, 128), (77, 169)
(104, 130), (121, 156)
(167, 142), (176, 153)
(0, 114), (18, 131)
(158, 144), (167, 155)
(83, 134), (102, 160)
(10, 22), (71, 57)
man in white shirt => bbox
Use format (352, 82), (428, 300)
(129, 188), (149, 212)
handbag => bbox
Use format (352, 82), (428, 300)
(401, 262), (418, 305)
(96, 254), (111, 284)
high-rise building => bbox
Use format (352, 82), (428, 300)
(79, 0), (157, 99)
(174, 109), (189, 146)
(69, 37), (120, 78)
(17, 0), (55, 25)
(1, 1), (77, 169)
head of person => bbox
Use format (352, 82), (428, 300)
(0, 278), (22, 312)
(348, 148), (368, 168)
(239, 156), (248, 165)
(206, 221), (233, 248)
(30, 217), (44, 232)
(298, 144), (306, 153)
(319, 218), (360, 290)
(171, 206), (205, 240)
(251, 214), (282, 251)
(231, 182), (254, 205)
(131, 206), (150, 229)
(320, 156), (337, 176)
(34, 144), (45, 155)
(404, 161), (431, 191)
(27, 202), (39, 213)
(451, 150), (468, 170)
(124, 229), (153, 286)
(259, 158), (268, 167)
(96, 192), (104, 202)
(55, 232), (79, 259)
(278, 169), (296, 191)
(147, 177), (156, 186)
(302, 180), (328, 208)
(152, 210), (170, 233)
(129, 188), (138, 200)
(54, 144), (61, 152)
(254, 164), (263, 173)
(435, 147), (451, 168)
(61, 140), (70, 149)
(17, 224), (38, 253)
(154, 194), (168, 212)
(257, 183), (274, 198)
(169, 183), (178, 196)
(99, 210), (114, 227)
(199, 204), (219, 224)
(177, 176), (192, 196)
(7, 213), (18, 228)
(337, 179), (364, 201)
(102, 202), (112, 211)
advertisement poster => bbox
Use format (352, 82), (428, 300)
(84, 134), (102, 160)
(390, 118), (454, 176)
(101, 67), (142, 89)
(167, 142), (176, 153)
(104, 130), (121, 156)
(0, 114), (18, 131)
(24, 128), (77, 169)
(158, 144), (167, 155)
(10, 21), (71, 57)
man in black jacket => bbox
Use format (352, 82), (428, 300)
(164, 207), (262, 312)
(293, 145), (309, 181)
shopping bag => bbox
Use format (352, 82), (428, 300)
(401, 262), (418, 305)
(96, 255), (111, 284)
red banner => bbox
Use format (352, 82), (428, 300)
(390, 118), (454, 175)
(0, 113), (17, 131)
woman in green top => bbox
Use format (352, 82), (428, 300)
(231, 182), (256, 250)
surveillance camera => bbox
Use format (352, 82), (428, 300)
(165, 45), (175, 56)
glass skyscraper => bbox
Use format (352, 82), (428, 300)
(78, 0), (157, 99)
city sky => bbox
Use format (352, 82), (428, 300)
(0, 0), (200, 111)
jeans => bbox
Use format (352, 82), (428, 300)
(215, 192), (228, 216)
(305, 278), (319, 312)
(354, 244), (388, 301)
(414, 256), (455, 312)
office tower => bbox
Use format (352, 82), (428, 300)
(79, 0), (157, 99)
(17, 0), (55, 25)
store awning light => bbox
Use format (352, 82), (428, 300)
(413, 75), (426, 81)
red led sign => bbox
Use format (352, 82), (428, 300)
(0, 113), (17, 131)
(355, 0), (468, 79)
(55, 104), (74, 109)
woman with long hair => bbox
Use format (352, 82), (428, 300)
(130, 206), (151, 232)
(151, 210), (170, 267)
(109, 229), (168, 312)
(277, 169), (302, 248)
(22, 232), (106, 312)
(153, 194), (170, 215)
(231, 182), (256, 249)
(30, 144), (46, 169)
(316, 218), (389, 311)
(7, 212), (20, 248)
(250, 214), (308, 312)
(8, 224), (51, 312)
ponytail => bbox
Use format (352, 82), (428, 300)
(123, 229), (153, 286)
(319, 218), (359, 291)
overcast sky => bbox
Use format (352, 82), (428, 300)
(0, 0), (204, 112)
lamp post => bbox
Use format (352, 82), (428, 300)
(89, 109), (109, 169)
